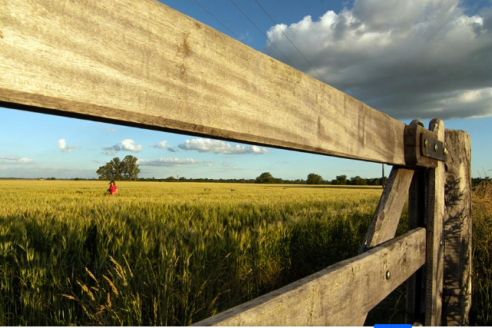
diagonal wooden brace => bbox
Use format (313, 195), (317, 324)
(360, 167), (414, 253)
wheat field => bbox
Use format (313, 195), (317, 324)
(0, 180), (490, 325)
(0, 180), (382, 325)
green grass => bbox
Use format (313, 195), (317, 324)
(470, 182), (492, 325)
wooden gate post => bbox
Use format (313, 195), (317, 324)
(424, 119), (446, 326)
(406, 124), (472, 326)
(403, 119), (448, 325)
(406, 169), (426, 324)
(442, 130), (472, 325)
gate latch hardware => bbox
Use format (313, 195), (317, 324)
(404, 120), (447, 168)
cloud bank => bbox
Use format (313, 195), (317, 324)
(58, 139), (79, 153)
(264, 0), (492, 119)
(137, 158), (213, 167)
(178, 138), (270, 154)
(150, 140), (177, 152)
(0, 156), (33, 164)
(103, 139), (142, 156)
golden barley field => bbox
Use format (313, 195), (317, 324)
(0, 180), (490, 325)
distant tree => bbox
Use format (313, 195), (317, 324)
(307, 173), (323, 185)
(333, 175), (347, 185)
(96, 156), (140, 181)
(97, 158), (120, 180)
(349, 176), (367, 185)
(365, 177), (385, 186)
(255, 172), (283, 184)
(274, 178), (284, 184)
(121, 155), (140, 181)
(256, 172), (274, 183)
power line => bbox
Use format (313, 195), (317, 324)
(253, 0), (329, 85)
(227, 0), (295, 67)
(190, 0), (240, 40)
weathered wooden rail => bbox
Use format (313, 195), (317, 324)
(0, 0), (472, 325)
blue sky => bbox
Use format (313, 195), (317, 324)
(1, 0), (492, 180)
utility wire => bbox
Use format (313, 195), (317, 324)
(228, 0), (295, 67)
(190, 0), (240, 40)
(253, 0), (329, 85)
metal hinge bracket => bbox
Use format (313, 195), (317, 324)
(404, 120), (447, 168)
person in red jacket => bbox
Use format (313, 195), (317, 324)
(108, 180), (118, 195)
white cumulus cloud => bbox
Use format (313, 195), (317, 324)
(121, 139), (142, 152)
(103, 139), (142, 156)
(0, 156), (34, 164)
(58, 139), (79, 153)
(264, 0), (492, 119)
(149, 140), (177, 152)
(137, 158), (213, 167)
(178, 138), (270, 154)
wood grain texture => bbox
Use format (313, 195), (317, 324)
(358, 166), (414, 326)
(442, 130), (472, 325)
(194, 228), (426, 326)
(406, 170), (426, 324)
(424, 119), (446, 326)
(0, 0), (406, 164)
(362, 167), (414, 251)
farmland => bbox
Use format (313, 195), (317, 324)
(0, 180), (490, 325)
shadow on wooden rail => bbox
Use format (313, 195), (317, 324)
(194, 228), (426, 326)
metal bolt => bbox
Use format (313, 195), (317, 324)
(440, 240), (443, 246)
(444, 148), (448, 155)
(434, 144), (438, 152)
(386, 270), (391, 280)
(424, 139), (428, 148)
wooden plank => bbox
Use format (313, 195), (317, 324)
(194, 228), (426, 326)
(406, 170), (426, 324)
(359, 166), (414, 325)
(424, 119), (446, 326)
(442, 129), (472, 325)
(361, 166), (414, 252)
(0, 0), (406, 165)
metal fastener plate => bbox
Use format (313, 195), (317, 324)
(420, 131), (447, 161)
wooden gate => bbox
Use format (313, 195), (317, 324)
(0, 0), (471, 325)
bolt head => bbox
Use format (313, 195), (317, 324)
(424, 139), (428, 148)
(444, 148), (448, 155)
(434, 144), (438, 152)
(385, 270), (391, 280)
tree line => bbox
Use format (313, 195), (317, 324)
(95, 157), (386, 185)
(135, 172), (386, 186)
(252, 172), (386, 186)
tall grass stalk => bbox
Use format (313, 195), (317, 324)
(0, 180), (379, 325)
(0, 180), (490, 325)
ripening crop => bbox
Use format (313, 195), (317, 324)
(2, 179), (491, 325)
(0, 179), (399, 325)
